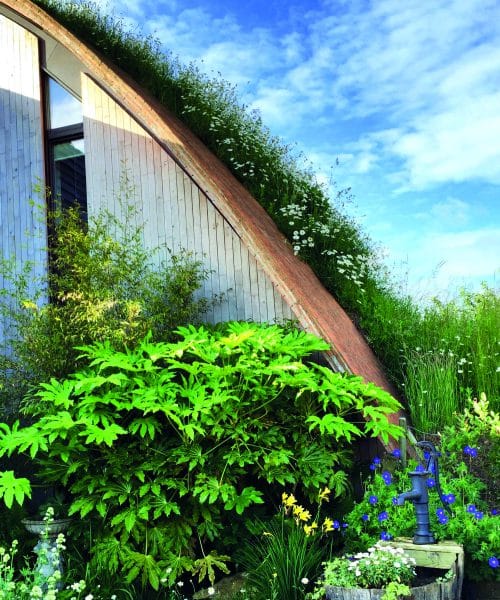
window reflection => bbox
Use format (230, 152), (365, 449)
(52, 139), (87, 213)
(48, 78), (83, 128)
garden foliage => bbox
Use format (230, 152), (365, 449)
(238, 489), (339, 600)
(0, 197), (210, 416)
(0, 322), (402, 590)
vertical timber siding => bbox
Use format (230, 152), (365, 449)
(0, 15), (46, 349)
(82, 75), (293, 324)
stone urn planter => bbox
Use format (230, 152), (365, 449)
(22, 517), (72, 537)
(22, 517), (72, 584)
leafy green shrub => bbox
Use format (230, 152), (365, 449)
(0, 197), (210, 415)
(0, 322), (402, 591)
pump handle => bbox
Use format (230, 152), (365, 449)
(416, 441), (452, 516)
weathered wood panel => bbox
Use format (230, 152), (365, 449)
(82, 75), (293, 324)
(0, 15), (46, 350)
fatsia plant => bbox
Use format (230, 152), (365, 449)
(0, 322), (401, 590)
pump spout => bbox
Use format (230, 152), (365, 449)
(396, 489), (422, 506)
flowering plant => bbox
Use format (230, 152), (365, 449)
(239, 488), (342, 600)
(343, 398), (499, 582)
(307, 542), (415, 599)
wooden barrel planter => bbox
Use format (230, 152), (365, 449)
(326, 573), (457, 599)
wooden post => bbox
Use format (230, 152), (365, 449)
(399, 416), (407, 468)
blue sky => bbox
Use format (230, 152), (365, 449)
(107, 0), (500, 299)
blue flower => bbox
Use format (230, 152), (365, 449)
(467, 504), (477, 513)
(415, 464), (425, 473)
(373, 457), (382, 465)
(438, 515), (449, 525)
(426, 478), (436, 488)
(392, 448), (401, 459)
(392, 496), (399, 506)
(474, 511), (484, 520)
(369, 463), (377, 471)
(488, 557), (499, 569)
(436, 508), (446, 517)
(333, 520), (340, 530)
(491, 508), (498, 516)
(369, 495), (378, 505)
(423, 451), (431, 460)
(444, 493), (455, 505)
(382, 471), (392, 485)
(380, 531), (392, 541)
(378, 511), (389, 522)
(463, 445), (478, 458)
(361, 513), (369, 521)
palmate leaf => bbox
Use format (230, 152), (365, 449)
(123, 551), (162, 590)
(150, 494), (181, 519)
(0, 471), (31, 508)
(79, 422), (127, 446)
(91, 535), (125, 575)
(306, 413), (361, 441)
(161, 553), (194, 586)
(191, 551), (231, 585)
(223, 486), (264, 514)
(69, 496), (96, 518)
(110, 506), (142, 533)
(128, 416), (161, 440)
(193, 476), (227, 504)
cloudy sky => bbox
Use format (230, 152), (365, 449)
(107, 0), (500, 299)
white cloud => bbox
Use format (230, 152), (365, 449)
(385, 226), (500, 298)
(109, 0), (500, 193)
(428, 197), (471, 225)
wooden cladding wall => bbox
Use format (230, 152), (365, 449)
(0, 15), (46, 348)
(82, 75), (293, 324)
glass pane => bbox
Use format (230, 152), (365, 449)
(48, 78), (82, 128)
(53, 139), (87, 214)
